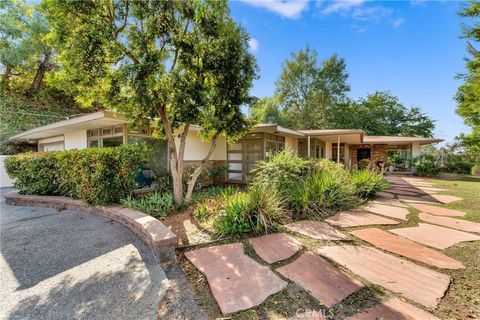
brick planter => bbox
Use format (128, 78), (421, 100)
(4, 191), (177, 263)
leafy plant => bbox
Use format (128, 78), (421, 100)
(350, 170), (389, 198)
(412, 155), (441, 177)
(121, 192), (174, 218)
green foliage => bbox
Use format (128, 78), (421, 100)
(456, 2), (480, 150)
(329, 91), (435, 137)
(412, 155), (441, 177)
(215, 184), (283, 236)
(252, 150), (309, 197)
(121, 192), (174, 218)
(472, 164), (480, 175)
(350, 170), (389, 198)
(5, 144), (151, 204)
(4, 151), (57, 195)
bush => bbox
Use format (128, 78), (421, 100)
(121, 192), (174, 217)
(215, 184), (283, 236)
(350, 170), (389, 198)
(4, 152), (57, 195)
(444, 160), (474, 175)
(285, 169), (356, 217)
(412, 155), (441, 177)
(5, 144), (151, 205)
(472, 164), (480, 176)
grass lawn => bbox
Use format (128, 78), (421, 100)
(172, 175), (480, 319)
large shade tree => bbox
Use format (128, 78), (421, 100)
(456, 0), (480, 151)
(43, 0), (257, 206)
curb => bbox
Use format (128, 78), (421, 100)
(4, 191), (177, 263)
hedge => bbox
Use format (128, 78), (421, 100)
(5, 144), (152, 205)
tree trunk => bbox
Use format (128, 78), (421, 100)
(1, 66), (12, 92)
(183, 134), (219, 205)
(27, 47), (54, 96)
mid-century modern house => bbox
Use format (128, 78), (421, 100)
(8, 111), (443, 183)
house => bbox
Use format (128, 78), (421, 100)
(8, 111), (443, 183)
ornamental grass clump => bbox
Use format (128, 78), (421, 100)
(121, 192), (174, 218)
(350, 170), (389, 198)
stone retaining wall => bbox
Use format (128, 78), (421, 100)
(4, 191), (177, 263)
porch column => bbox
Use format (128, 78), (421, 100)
(307, 136), (311, 158)
(337, 136), (340, 164)
(325, 142), (332, 160)
(344, 144), (350, 169)
(412, 142), (420, 159)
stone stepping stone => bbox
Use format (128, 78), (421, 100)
(184, 243), (287, 314)
(417, 187), (447, 192)
(397, 195), (440, 204)
(377, 191), (394, 198)
(364, 203), (409, 221)
(350, 228), (464, 269)
(372, 199), (409, 208)
(389, 223), (480, 249)
(285, 220), (349, 241)
(385, 189), (424, 196)
(421, 194), (463, 204)
(419, 212), (480, 234)
(345, 298), (440, 320)
(325, 210), (400, 228)
(276, 252), (363, 307)
(248, 233), (302, 264)
(316, 245), (451, 308)
(409, 203), (465, 217)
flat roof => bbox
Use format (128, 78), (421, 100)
(364, 136), (444, 145)
(252, 123), (305, 137)
(9, 111), (127, 142)
(298, 129), (364, 136)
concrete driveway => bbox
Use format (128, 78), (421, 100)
(0, 188), (169, 320)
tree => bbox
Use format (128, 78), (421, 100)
(0, 0), (51, 94)
(250, 96), (283, 124)
(330, 91), (435, 137)
(455, 0), (480, 149)
(272, 46), (350, 129)
(43, 0), (257, 206)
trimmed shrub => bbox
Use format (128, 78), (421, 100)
(472, 164), (480, 176)
(121, 192), (174, 218)
(5, 144), (151, 205)
(412, 155), (441, 177)
(350, 170), (389, 198)
(5, 152), (57, 195)
(444, 161), (475, 175)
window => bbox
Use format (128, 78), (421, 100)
(357, 148), (371, 161)
(87, 125), (124, 148)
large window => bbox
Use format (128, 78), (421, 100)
(87, 125), (124, 147)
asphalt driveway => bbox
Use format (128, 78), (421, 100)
(0, 188), (169, 320)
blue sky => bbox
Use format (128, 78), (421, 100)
(229, 0), (471, 144)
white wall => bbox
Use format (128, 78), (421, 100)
(285, 136), (298, 155)
(64, 130), (88, 150)
(0, 155), (13, 188)
(412, 142), (421, 158)
(175, 130), (227, 161)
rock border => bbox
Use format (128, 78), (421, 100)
(4, 191), (177, 263)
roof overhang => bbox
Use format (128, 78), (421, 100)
(252, 124), (305, 137)
(8, 111), (128, 143)
(363, 136), (444, 145)
(299, 129), (364, 144)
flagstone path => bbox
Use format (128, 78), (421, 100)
(285, 220), (350, 241)
(184, 243), (287, 314)
(317, 245), (451, 308)
(364, 203), (409, 220)
(408, 203), (466, 216)
(419, 212), (480, 234)
(389, 223), (480, 249)
(350, 228), (464, 269)
(183, 176), (478, 317)
(276, 252), (363, 307)
(345, 298), (440, 320)
(421, 194), (463, 204)
(248, 233), (302, 263)
(325, 210), (400, 228)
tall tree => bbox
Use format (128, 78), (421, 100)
(330, 91), (435, 137)
(273, 46), (350, 129)
(455, 0), (480, 151)
(44, 0), (257, 206)
(0, 0), (51, 94)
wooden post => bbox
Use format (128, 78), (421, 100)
(337, 136), (340, 164)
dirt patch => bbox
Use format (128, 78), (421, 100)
(159, 208), (213, 247)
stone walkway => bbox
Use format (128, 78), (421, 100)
(184, 176), (478, 318)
